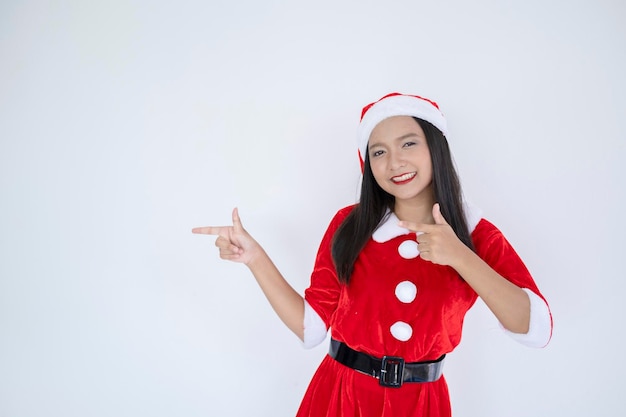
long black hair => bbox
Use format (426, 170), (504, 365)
(331, 117), (475, 284)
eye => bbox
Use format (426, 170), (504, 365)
(402, 141), (416, 148)
(371, 149), (385, 158)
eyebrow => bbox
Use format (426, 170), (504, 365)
(369, 132), (420, 149)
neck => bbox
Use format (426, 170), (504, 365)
(393, 194), (435, 224)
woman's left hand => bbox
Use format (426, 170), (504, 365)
(398, 203), (470, 267)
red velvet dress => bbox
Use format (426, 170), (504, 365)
(298, 206), (548, 417)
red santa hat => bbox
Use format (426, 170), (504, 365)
(357, 93), (448, 167)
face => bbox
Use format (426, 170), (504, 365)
(367, 116), (433, 205)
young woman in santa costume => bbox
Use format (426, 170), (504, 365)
(193, 93), (553, 416)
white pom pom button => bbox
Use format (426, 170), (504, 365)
(390, 321), (413, 341)
(395, 281), (417, 303)
(398, 239), (419, 259)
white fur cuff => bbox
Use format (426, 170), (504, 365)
(502, 288), (552, 348)
(302, 300), (328, 349)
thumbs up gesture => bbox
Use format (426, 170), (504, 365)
(192, 208), (262, 265)
(398, 203), (469, 267)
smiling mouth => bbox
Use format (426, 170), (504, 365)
(391, 172), (416, 184)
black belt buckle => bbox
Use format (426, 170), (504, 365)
(379, 356), (405, 388)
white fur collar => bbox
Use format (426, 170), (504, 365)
(372, 200), (484, 243)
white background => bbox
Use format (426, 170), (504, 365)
(1, 1), (624, 416)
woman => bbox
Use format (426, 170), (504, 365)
(193, 93), (552, 416)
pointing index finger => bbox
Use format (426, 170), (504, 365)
(191, 226), (227, 235)
(398, 221), (432, 234)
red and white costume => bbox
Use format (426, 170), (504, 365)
(294, 93), (552, 416)
(297, 204), (552, 416)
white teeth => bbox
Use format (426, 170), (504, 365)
(392, 172), (416, 182)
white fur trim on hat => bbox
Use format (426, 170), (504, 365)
(357, 93), (448, 164)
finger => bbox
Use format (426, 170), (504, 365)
(220, 252), (243, 261)
(219, 248), (242, 258)
(398, 221), (432, 234)
(232, 207), (244, 232)
(432, 203), (449, 226)
(214, 236), (242, 253)
(192, 226), (227, 235)
(419, 251), (432, 263)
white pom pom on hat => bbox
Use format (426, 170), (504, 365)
(357, 92), (448, 167)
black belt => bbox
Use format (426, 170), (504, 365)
(328, 338), (445, 388)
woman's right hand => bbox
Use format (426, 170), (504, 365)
(193, 207), (305, 340)
(192, 208), (262, 265)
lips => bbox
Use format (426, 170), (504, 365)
(391, 172), (416, 184)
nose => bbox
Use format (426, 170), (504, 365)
(389, 149), (406, 170)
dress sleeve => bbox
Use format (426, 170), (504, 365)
(472, 219), (553, 348)
(302, 207), (352, 348)
(500, 288), (553, 348)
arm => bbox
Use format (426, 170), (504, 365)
(447, 244), (530, 333)
(246, 248), (305, 340)
(192, 208), (305, 340)
(399, 204), (530, 334)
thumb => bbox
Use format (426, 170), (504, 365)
(433, 203), (449, 225)
(232, 207), (244, 232)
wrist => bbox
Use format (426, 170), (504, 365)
(449, 244), (478, 272)
(245, 245), (269, 270)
